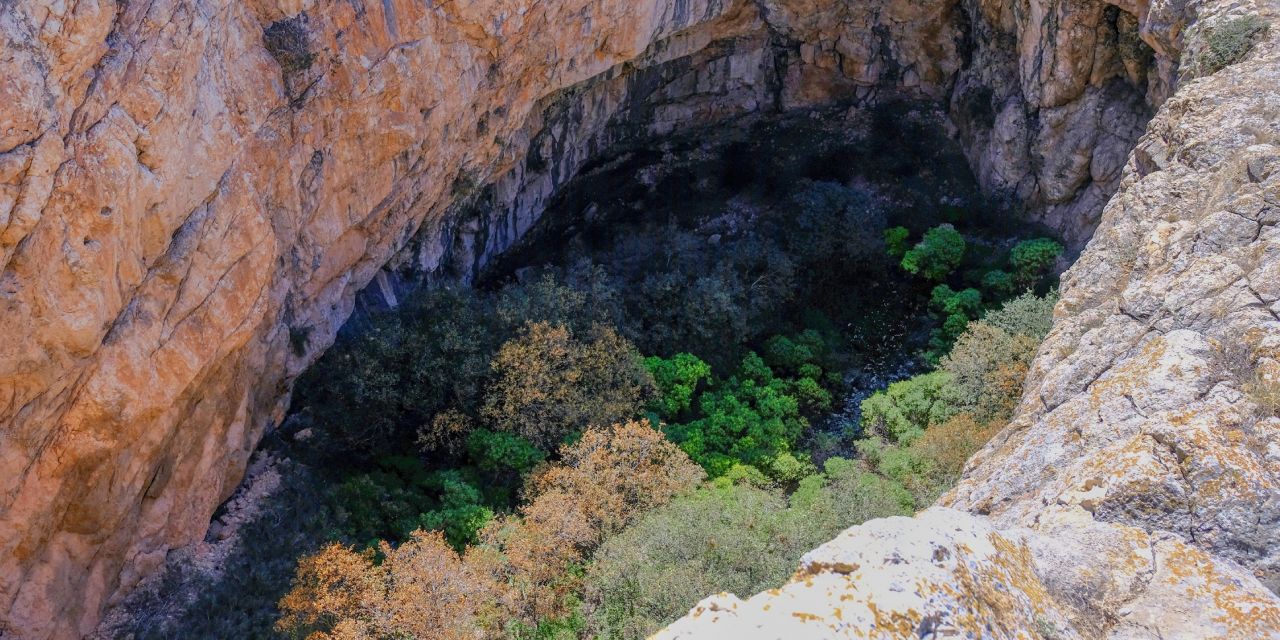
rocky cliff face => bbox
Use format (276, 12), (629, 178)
(655, 1), (1280, 637)
(0, 0), (1189, 636)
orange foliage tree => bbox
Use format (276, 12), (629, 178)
(470, 419), (705, 629)
(277, 530), (485, 640)
(279, 420), (702, 638)
(481, 322), (656, 449)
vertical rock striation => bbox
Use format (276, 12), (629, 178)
(0, 0), (1222, 635)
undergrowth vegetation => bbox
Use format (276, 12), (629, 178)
(114, 112), (1065, 639)
(1195, 14), (1270, 76)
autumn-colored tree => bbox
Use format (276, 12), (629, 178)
(908, 413), (1002, 482)
(939, 321), (1038, 424)
(471, 420), (705, 628)
(277, 531), (486, 640)
(281, 421), (700, 638)
(482, 322), (657, 449)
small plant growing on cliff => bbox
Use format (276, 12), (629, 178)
(901, 224), (964, 280)
(1198, 15), (1270, 75)
(1035, 614), (1060, 639)
(288, 325), (312, 356)
(263, 14), (315, 74)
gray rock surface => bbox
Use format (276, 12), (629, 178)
(656, 1), (1280, 637)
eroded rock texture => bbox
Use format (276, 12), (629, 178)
(0, 0), (1213, 635)
(656, 1), (1280, 638)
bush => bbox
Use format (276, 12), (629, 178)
(584, 485), (799, 640)
(585, 458), (912, 639)
(854, 290), (1057, 502)
(931, 285), (982, 318)
(1009, 238), (1064, 283)
(644, 352), (712, 422)
(472, 421), (704, 628)
(859, 372), (957, 444)
(762, 329), (831, 375)
(939, 322), (1039, 424)
(884, 226), (910, 258)
(786, 180), (887, 275)
(296, 285), (497, 458)
(298, 277), (625, 460)
(1198, 14), (1270, 75)
(663, 352), (811, 477)
(981, 289), (1058, 341)
(612, 228), (796, 367)
(482, 322), (656, 449)
(901, 224), (965, 280)
(981, 269), (1015, 297)
(277, 531), (484, 640)
(909, 413), (1001, 483)
(331, 457), (494, 550)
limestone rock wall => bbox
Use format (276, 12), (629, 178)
(0, 0), (1207, 636)
(655, 1), (1280, 638)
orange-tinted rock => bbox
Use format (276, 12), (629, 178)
(0, 0), (1199, 635)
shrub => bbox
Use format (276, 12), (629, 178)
(791, 375), (833, 411)
(855, 291), (1057, 500)
(644, 352), (712, 422)
(295, 285), (497, 458)
(277, 531), (485, 640)
(931, 285), (982, 319)
(901, 224), (965, 280)
(981, 269), (1015, 297)
(482, 322), (656, 449)
(787, 180), (887, 274)
(472, 421), (704, 628)
(331, 458), (494, 550)
(584, 485), (799, 640)
(667, 353), (810, 477)
(466, 428), (546, 475)
(585, 457), (912, 639)
(417, 470), (496, 551)
(909, 413), (1001, 483)
(763, 330), (829, 374)
(981, 289), (1058, 341)
(1009, 238), (1064, 283)
(859, 371), (958, 444)
(884, 226), (911, 258)
(618, 229), (796, 367)
(297, 277), (632, 461)
(1198, 14), (1270, 75)
(939, 322), (1039, 423)
(720, 462), (771, 487)
(789, 456), (915, 520)
(762, 450), (819, 483)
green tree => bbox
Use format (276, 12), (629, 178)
(1010, 238), (1064, 283)
(981, 269), (1015, 297)
(644, 353), (712, 422)
(884, 226), (910, 258)
(901, 224), (965, 280)
(859, 371), (958, 444)
(667, 353), (810, 477)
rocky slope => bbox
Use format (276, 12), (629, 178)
(0, 0), (1186, 636)
(655, 2), (1280, 638)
